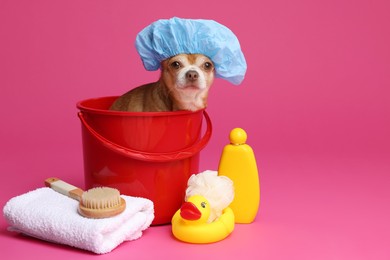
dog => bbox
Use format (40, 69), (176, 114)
(109, 54), (215, 112)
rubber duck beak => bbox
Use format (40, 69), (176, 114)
(180, 202), (201, 220)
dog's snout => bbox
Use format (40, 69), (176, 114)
(185, 70), (199, 82)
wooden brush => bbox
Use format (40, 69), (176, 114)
(45, 177), (126, 218)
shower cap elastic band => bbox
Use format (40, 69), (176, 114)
(135, 17), (247, 85)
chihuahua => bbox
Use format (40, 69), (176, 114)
(109, 54), (215, 112)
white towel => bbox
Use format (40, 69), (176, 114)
(3, 187), (154, 254)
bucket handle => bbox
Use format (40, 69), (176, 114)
(78, 111), (212, 162)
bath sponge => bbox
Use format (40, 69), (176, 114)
(185, 170), (234, 222)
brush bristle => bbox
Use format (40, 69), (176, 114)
(81, 187), (121, 209)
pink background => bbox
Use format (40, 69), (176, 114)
(1, 0), (389, 259)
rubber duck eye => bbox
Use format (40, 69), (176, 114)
(201, 202), (207, 208)
(170, 61), (181, 69)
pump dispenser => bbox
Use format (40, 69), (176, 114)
(217, 128), (260, 223)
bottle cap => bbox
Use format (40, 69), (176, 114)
(229, 128), (247, 145)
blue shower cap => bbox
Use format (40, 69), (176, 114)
(135, 17), (247, 85)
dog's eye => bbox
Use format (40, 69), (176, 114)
(170, 61), (181, 69)
(203, 62), (213, 70)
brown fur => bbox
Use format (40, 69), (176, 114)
(110, 54), (215, 112)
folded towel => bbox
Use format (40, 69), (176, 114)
(3, 187), (154, 254)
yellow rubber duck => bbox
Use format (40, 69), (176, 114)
(171, 195), (235, 244)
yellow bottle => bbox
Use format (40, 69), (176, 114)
(218, 128), (260, 223)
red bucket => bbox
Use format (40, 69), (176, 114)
(76, 96), (212, 225)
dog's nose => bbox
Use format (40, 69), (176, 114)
(186, 70), (199, 82)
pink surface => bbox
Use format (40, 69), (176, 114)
(1, 0), (389, 259)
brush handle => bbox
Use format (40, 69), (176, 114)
(45, 177), (84, 201)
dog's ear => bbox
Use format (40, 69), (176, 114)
(160, 59), (168, 69)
